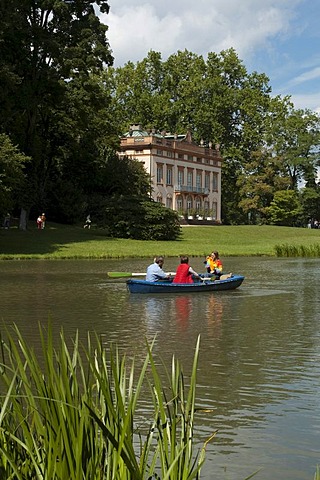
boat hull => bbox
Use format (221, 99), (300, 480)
(126, 275), (244, 294)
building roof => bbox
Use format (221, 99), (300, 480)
(123, 124), (163, 139)
(123, 124), (194, 143)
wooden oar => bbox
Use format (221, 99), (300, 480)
(107, 271), (176, 278)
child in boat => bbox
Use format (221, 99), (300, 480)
(205, 251), (223, 276)
(173, 256), (201, 284)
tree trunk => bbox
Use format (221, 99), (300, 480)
(19, 208), (28, 230)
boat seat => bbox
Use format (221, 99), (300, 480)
(219, 273), (233, 280)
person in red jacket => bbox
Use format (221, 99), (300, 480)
(173, 256), (201, 284)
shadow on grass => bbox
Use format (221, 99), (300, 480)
(0, 223), (117, 257)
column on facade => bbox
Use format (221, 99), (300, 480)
(175, 164), (185, 212)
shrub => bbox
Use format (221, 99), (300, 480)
(96, 195), (182, 240)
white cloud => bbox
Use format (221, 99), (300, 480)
(288, 66), (320, 87)
(290, 92), (320, 113)
(103, 0), (301, 66)
(100, 0), (320, 112)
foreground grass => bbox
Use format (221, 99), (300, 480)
(0, 223), (319, 259)
(0, 325), (213, 480)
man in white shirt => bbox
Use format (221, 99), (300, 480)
(146, 256), (170, 282)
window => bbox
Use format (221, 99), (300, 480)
(205, 173), (210, 190)
(177, 197), (183, 211)
(157, 194), (163, 204)
(166, 167), (173, 185)
(187, 171), (193, 187)
(187, 196), (193, 211)
(166, 151), (173, 157)
(157, 164), (163, 184)
(195, 197), (201, 211)
(156, 149), (163, 155)
(187, 155), (193, 161)
(196, 172), (201, 189)
(178, 169), (184, 186)
(166, 195), (172, 208)
(212, 173), (218, 191)
(178, 153), (184, 159)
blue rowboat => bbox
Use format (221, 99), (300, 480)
(126, 274), (244, 294)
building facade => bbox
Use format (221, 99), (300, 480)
(119, 125), (222, 222)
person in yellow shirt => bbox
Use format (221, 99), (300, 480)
(205, 251), (223, 276)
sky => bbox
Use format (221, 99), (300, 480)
(99, 0), (320, 113)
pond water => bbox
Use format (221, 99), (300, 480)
(0, 256), (320, 479)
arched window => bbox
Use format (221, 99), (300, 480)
(187, 196), (192, 212)
(176, 196), (183, 212)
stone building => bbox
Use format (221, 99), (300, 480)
(119, 124), (222, 222)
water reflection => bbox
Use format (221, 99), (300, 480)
(0, 257), (320, 479)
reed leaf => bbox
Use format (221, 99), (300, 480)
(275, 243), (320, 257)
(0, 325), (213, 479)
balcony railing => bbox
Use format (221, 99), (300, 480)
(174, 185), (209, 194)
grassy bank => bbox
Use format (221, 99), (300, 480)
(0, 223), (319, 259)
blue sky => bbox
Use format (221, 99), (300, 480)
(100, 0), (320, 113)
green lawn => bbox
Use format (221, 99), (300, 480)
(0, 223), (319, 259)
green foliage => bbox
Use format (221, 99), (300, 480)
(1, 5), (320, 229)
(265, 98), (320, 190)
(0, 325), (208, 479)
(96, 196), (181, 240)
(0, 0), (114, 216)
(106, 49), (320, 226)
(99, 151), (151, 198)
(274, 243), (320, 257)
(266, 190), (303, 226)
(0, 134), (29, 216)
(300, 186), (320, 222)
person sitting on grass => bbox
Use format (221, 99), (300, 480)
(173, 256), (201, 284)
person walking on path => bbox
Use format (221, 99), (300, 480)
(84, 214), (92, 229)
(37, 215), (42, 229)
(3, 213), (10, 229)
(40, 213), (46, 229)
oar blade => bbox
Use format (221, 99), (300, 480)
(107, 272), (133, 278)
(107, 272), (145, 278)
(107, 271), (176, 278)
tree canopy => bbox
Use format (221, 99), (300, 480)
(1, 4), (320, 233)
(0, 0), (115, 220)
(105, 49), (320, 225)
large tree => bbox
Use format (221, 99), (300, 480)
(106, 49), (320, 225)
(0, 134), (29, 219)
(0, 0), (114, 223)
(105, 49), (273, 223)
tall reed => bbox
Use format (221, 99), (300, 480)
(274, 243), (320, 257)
(0, 325), (212, 479)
